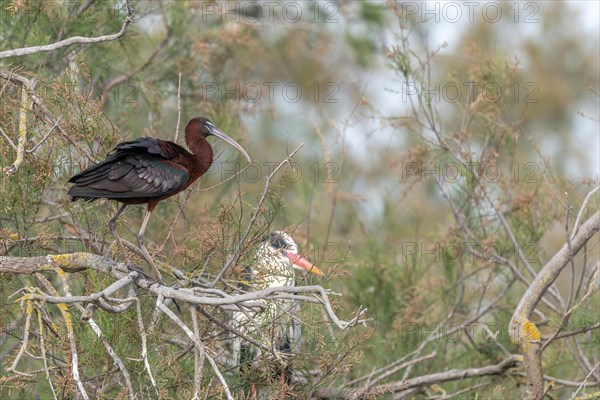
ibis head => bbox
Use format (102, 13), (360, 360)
(247, 231), (323, 289)
(190, 117), (251, 163)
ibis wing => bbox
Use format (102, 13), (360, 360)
(68, 137), (190, 200)
(70, 155), (189, 198)
(107, 137), (187, 160)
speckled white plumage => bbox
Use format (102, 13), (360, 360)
(231, 231), (306, 368)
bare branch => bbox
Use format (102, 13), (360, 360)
(4, 80), (32, 176)
(0, 1), (134, 60)
(508, 371), (599, 388)
(509, 211), (600, 400)
(572, 186), (600, 239)
(190, 306), (205, 400)
(133, 296), (158, 393)
(27, 116), (63, 154)
(174, 72), (182, 142)
(359, 351), (437, 395)
(545, 322), (600, 342)
(7, 300), (34, 376)
(571, 362), (600, 400)
(1, 251), (363, 304)
(318, 356), (521, 399)
(0, 124), (17, 150)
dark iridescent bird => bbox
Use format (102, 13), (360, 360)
(68, 117), (251, 281)
(232, 231), (323, 395)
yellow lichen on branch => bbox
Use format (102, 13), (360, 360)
(50, 253), (83, 269)
(523, 320), (541, 342)
(25, 299), (33, 316)
(36, 274), (74, 334)
(56, 267), (67, 278)
(4, 83), (31, 176)
(1, 252), (113, 275)
(57, 302), (73, 332)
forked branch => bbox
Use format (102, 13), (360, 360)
(509, 211), (600, 400)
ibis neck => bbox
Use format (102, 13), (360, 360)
(185, 131), (213, 175)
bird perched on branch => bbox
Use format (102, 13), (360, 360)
(68, 117), (251, 282)
(232, 231), (323, 396)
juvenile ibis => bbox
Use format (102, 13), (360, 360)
(68, 117), (251, 281)
(232, 231), (323, 394)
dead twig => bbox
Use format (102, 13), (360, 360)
(26, 116), (63, 154)
(0, 124), (17, 150)
(570, 362), (600, 400)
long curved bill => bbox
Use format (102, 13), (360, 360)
(211, 126), (251, 163)
(287, 252), (323, 276)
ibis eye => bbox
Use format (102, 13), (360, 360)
(269, 233), (288, 250)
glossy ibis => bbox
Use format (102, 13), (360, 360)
(68, 117), (251, 281)
(232, 231), (322, 395)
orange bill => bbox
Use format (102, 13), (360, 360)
(287, 252), (323, 275)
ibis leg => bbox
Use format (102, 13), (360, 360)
(137, 209), (164, 282)
(109, 204), (129, 262)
